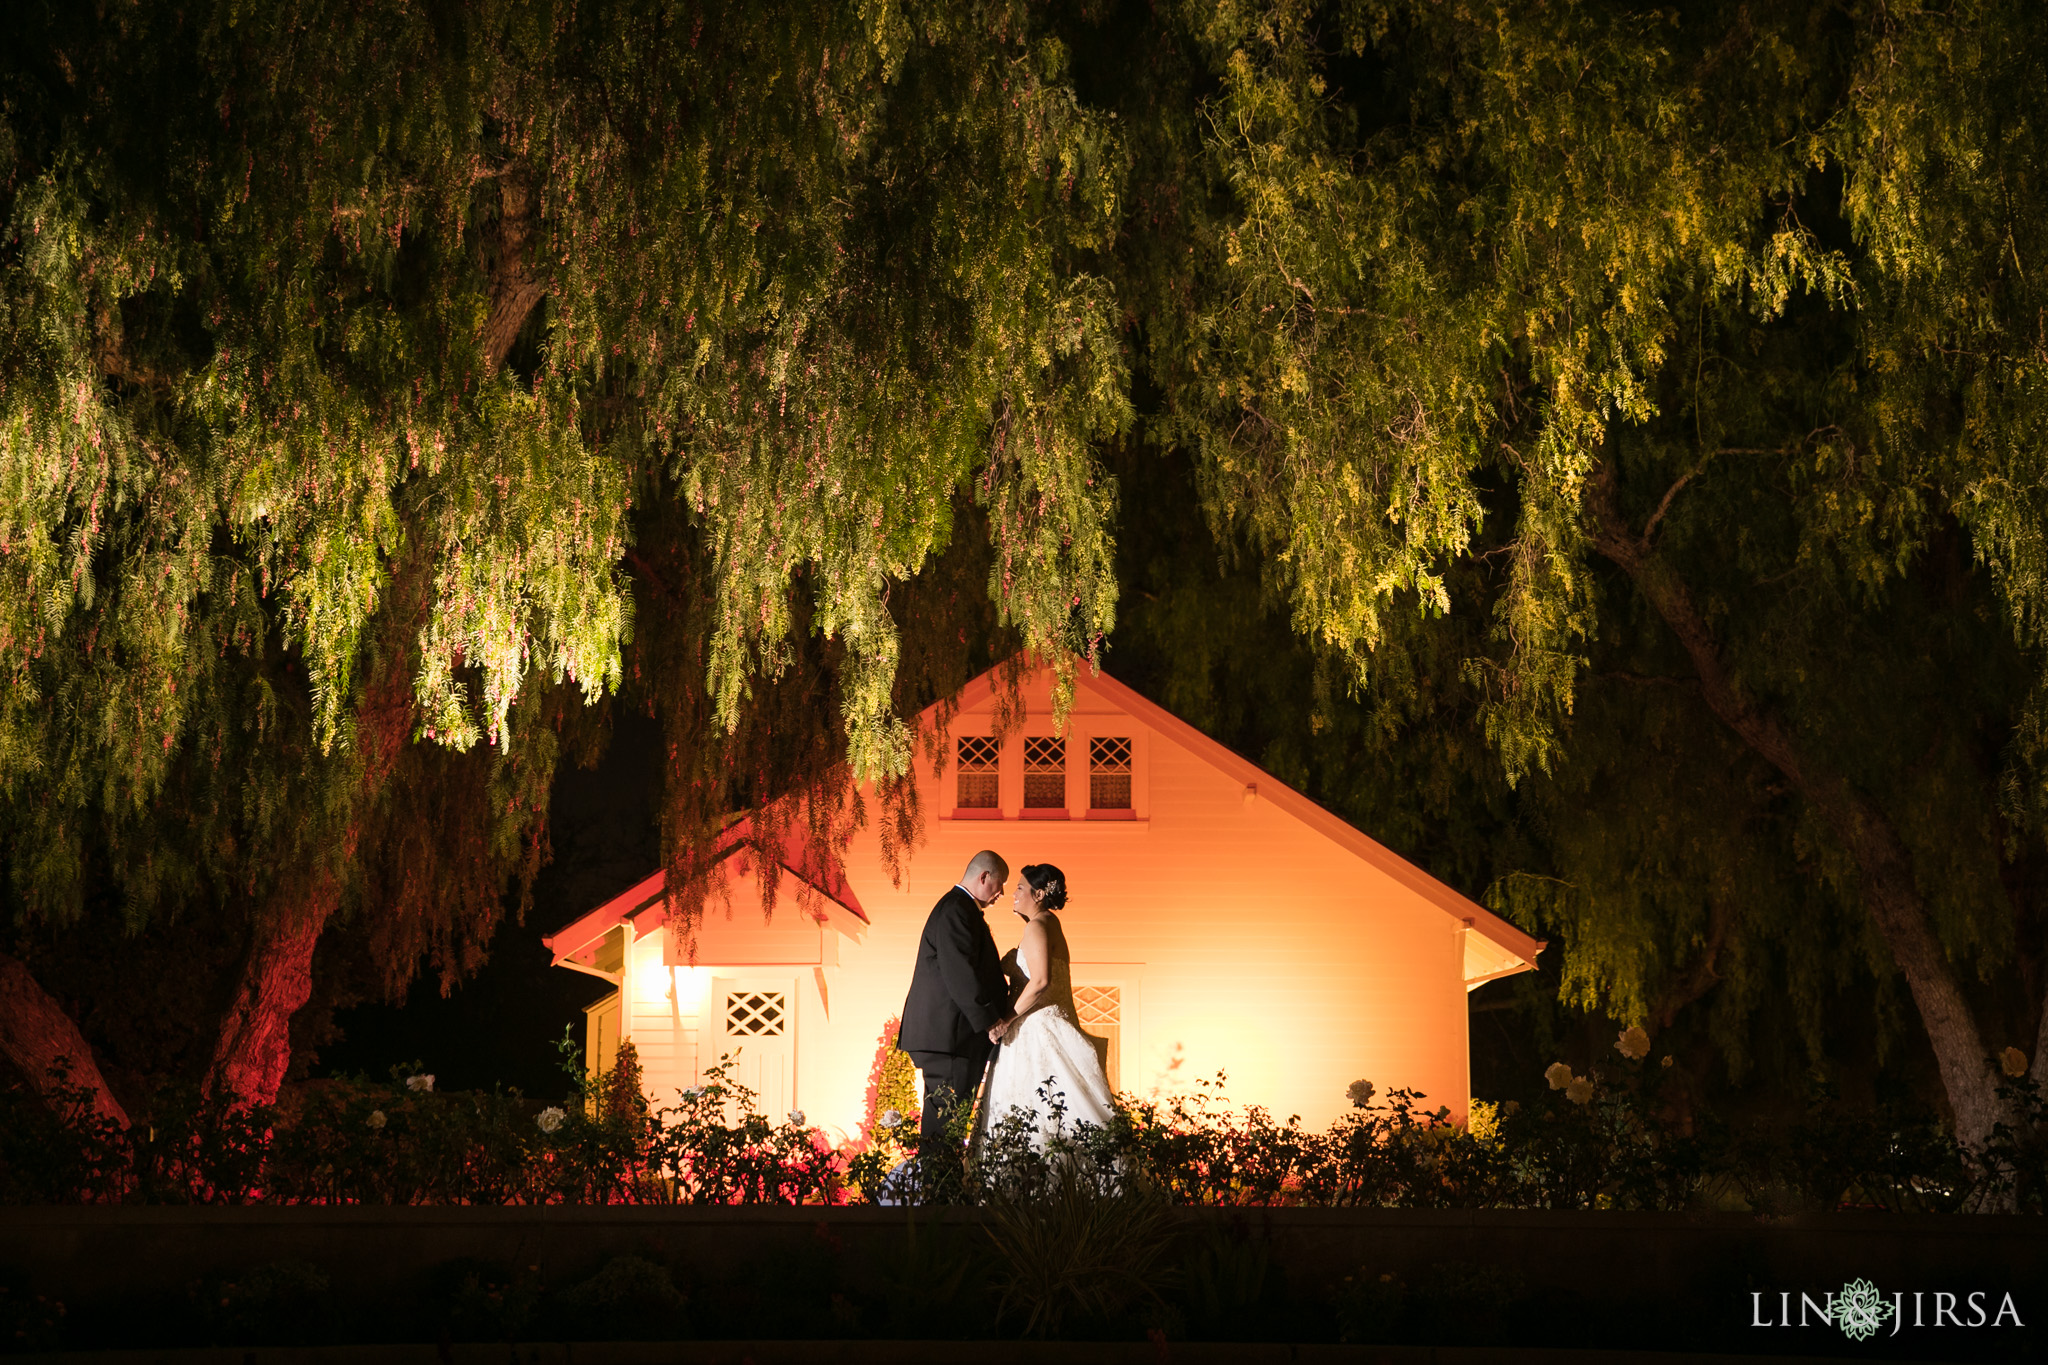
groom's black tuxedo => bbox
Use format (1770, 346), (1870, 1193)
(898, 883), (1011, 1199)
(897, 885), (1011, 1061)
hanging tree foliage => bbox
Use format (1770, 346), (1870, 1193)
(0, 0), (1124, 1114)
(1129, 0), (2048, 1149)
(4, 0), (2048, 1152)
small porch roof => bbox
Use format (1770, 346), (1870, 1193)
(543, 816), (866, 969)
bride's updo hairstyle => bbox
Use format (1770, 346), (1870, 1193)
(1020, 863), (1068, 911)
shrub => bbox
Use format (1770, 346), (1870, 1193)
(982, 1160), (1179, 1337)
(189, 1261), (336, 1346)
(1, 1035), (2040, 1213)
(549, 1255), (690, 1340)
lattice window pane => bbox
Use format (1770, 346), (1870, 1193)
(956, 736), (999, 808)
(726, 991), (787, 1037)
(1089, 736), (1132, 809)
(1023, 736), (1066, 808)
(1073, 985), (1120, 1028)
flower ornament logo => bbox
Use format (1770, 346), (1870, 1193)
(1835, 1279), (1894, 1341)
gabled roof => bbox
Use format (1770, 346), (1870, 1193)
(951, 657), (1546, 979)
(544, 816), (867, 967)
(548, 655), (1543, 983)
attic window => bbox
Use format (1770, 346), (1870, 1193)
(1089, 736), (1132, 810)
(1023, 736), (1066, 808)
(957, 736), (999, 809)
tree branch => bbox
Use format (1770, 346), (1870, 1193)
(0, 952), (129, 1129)
(1585, 459), (2008, 1148)
(480, 172), (548, 375)
(1653, 898), (1735, 1031)
(1640, 453), (1717, 545)
(626, 549), (684, 604)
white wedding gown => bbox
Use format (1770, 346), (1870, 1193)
(976, 913), (1116, 1149)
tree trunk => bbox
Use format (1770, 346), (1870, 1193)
(0, 951), (129, 1129)
(1585, 462), (2009, 1150)
(480, 172), (547, 375)
(2032, 979), (2048, 1091)
(203, 877), (339, 1107)
(204, 646), (414, 1107)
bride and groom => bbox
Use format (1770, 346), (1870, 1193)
(897, 850), (1114, 1191)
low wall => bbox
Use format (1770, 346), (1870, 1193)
(1, 1206), (2040, 1358)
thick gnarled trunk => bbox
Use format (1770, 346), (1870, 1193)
(204, 877), (340, 1107)
(1586, 463), (2009, 1150)
(480, 171), (547, 375)
(204, 652), (414, 1107)
(0, 951), (129, 1129)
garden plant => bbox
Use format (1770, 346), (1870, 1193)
(2, 1026), (2040, 1214)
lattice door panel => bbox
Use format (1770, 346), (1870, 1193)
(726, 990), (787, 1037)
(1073, 985), (1120, 1028)
(712, 977), (796, 1120)
(1072, 985), (1121, 1091)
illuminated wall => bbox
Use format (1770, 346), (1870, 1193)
(577, 662), (1531, 1140)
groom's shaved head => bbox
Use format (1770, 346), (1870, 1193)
(963, 850), (1009, 883)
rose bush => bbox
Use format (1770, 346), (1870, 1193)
(0, 1033), (2038, 1211)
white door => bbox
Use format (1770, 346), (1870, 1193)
(711, 976), (796, 1120)
(1071, 967), (1140, 1094)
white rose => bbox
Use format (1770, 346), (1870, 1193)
(535, 1106), (566, 1134)
(878, 1109), (903, 1129)
(366, 1110), (388, 1130)
(406, 1074), (435, 1093)
(788, 1110), (806, 1126)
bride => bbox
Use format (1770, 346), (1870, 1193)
(976, 862), (1116, 1149)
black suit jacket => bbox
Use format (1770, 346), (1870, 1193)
(897, 885), (1011, 1061)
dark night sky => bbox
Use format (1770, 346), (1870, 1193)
(314, 709), (664, 1098)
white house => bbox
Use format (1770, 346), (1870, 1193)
(544, 659), (1543, 1139)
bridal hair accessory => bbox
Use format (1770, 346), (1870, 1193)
(1020, 862), (1069, 911)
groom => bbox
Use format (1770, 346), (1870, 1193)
(897, 849), (1017, 1198)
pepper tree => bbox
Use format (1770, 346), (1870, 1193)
(5, 0), (2048, 1154)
